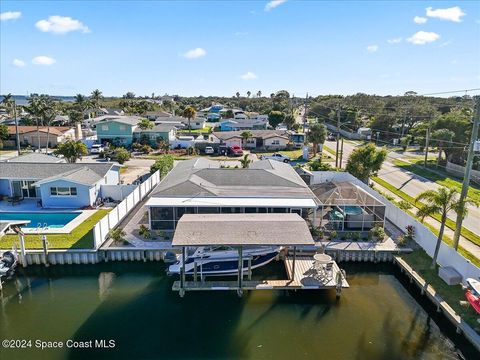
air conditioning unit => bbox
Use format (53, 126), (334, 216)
(474, 140), (480, 153)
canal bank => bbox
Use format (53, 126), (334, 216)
(0, 262), (478, 360)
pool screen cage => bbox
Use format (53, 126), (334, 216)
(309, 181), (386, 232)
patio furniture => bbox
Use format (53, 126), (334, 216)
(7, 196), (23, 206)
(312, 254), (332, 281)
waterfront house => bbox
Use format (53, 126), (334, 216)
(145, 110), (172, 121)
(145, 158), (320, 231)
(209, 130), (290, 150)
(219, 117), (268, 131)
(0, 158), (121, 208)
(133, 124), (177, 146)
(5, 126), (76, 148)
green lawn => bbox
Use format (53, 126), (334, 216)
(400, 249), (480, 332)
(0, 209), (110, 250)
(323, 145), (337, 157)
(177, 126), (213, 134)
(372, 177), (480, 262)
(392, 159), (480, 203)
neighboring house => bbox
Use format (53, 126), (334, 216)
(210, 130), (290, 150)
(155, 116), (206, 130)
(145, 158), (319, 231)
(87, 108), (124, 117)
(95, 117), (140, 146)
(0, 160), (121, 208)
(133, 124), (177, 146)
(219, 117), (268, 131)
(5, 126), (76, 148)
(145, 110), (172, 121)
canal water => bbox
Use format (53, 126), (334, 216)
(0, 262), (477, 360)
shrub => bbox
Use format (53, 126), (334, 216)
(397, 235), (408, 247)
(114, 148), (130, 164)
(109, 228), (127, 245)
(368, 225), (385, 242)
(397, 200), (412, 211)
(405, 225), (415, 240)
(351, 232), (360, 241)
(309, 159), (333, 171)
(140, 144), (153, 154)
(330, 230), (338, 240)
(139, 224), (151, 239)
(150, 154), (174, 176)
(131, 142), (142, 151)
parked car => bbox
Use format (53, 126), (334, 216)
(327, 133), (336, 141)
(260, 153), (291, 163)
(205, 146), (214, 155)
(90, 144), (105, 154)
(229, 145), (244, 157)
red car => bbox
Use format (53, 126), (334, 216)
(229, 145), (244, 156)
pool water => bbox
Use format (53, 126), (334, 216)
(0, 262), (477, 360)
(0, 212), (80, 228)
(342, 205), (363, 215)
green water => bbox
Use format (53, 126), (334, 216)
(0, 262), (477, 360)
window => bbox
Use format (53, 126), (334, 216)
(101, 125), (108, 131)
(50, 187), (77, 196)
(119, 125), (126, 131)
(271, 140), (280, 145)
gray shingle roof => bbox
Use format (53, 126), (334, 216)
(151, 158), (318, 200)
(212, 130), (290, 141)
(133, 124), (177, 133)
(5, 153), (65, 163)
(172, 213), (315, 246)
(0, 162), (116, 185)
(33, 167), (104, 186)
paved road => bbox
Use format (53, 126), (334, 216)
(324, 140), (480, 236)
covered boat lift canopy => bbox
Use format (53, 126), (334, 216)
(170, 213), (349, 297)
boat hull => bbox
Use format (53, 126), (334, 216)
(168, 248), (279, 276)
(465, 290), (480, 314)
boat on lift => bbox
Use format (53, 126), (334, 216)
(167, 246), (281, 276)
(465, 278), (480, 314)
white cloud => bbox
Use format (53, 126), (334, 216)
(182, 47), (206, 59)
(32, 56), (56, 65)
(366, 45), (378, 53)
(241, 72), (257, 80)
(438, 40), (452, 48)
(35, 15), (90, 34)
(406, 31), (440, 45)
(387, 37), (402, 44)
(12, 59), (26, 67)
(1, 11), (21, 21)
(413, 16), (427, 24)
(265, 0), (286, 11)
(426, 6), (466, 22)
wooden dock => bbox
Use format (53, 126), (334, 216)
(172, 256), (349, 294)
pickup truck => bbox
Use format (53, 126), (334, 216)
(259, 153), (291, 163)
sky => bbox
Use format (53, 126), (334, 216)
(1, 0), (479, 97)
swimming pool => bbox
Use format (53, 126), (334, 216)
(341, 205), (363, 215)
(0, 212), (80, 228)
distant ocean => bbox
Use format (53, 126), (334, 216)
(0, 95), (76, 106)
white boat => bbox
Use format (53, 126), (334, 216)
(167, 246), (282, 276)
(0, 251), (17, 277)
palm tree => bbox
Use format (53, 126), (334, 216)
(37, 95), (56, 154)
(257, 91), (262, 98)
(1, 93), (13, 113)
(74, 94), (90, 118)
(1, 93), (20, 154)
(240, 130), (252, 148)
(27, 95), (43, 150)
(183, 106), (196, 135)
(247, 91), (251, 98)
(235, 92), (240, 98)
(240, 154), (252, 168)
(415, 188), (476, 269)
(90, 89), (103, 110)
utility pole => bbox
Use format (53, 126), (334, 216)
(302, 93), (308, 134)
(14, 101), (21, 156)
(424, 114), (432, 168)
(339, 138), (344, 168)
(453, 97), (480, 250)
(335, 107), (341, 168)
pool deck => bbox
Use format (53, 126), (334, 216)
(172, 256), (349, 294)
(0, 200), (99, 233)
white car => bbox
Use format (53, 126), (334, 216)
(260, 153), (291, 163)
(205, 146), (214, 155)
(90, 144), (105, 154)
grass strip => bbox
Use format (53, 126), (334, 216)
(392, 158), (480, 203)
(372, 176), (480, 248)
(400, 249), (480, 332)
(0, 209), (111, 250)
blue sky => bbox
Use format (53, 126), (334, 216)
(1, 1), (479, 97)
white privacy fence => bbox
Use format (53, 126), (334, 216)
(311, 171), (480, 281)
(92, 170), (161, 249)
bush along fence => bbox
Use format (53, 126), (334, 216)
(311, 171), (480, 281)
(92, 170), (161, 249)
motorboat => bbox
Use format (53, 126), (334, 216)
(465, 278), (480, 314)
(167, 246), (282, 276)
(0, 251), (17, 277)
